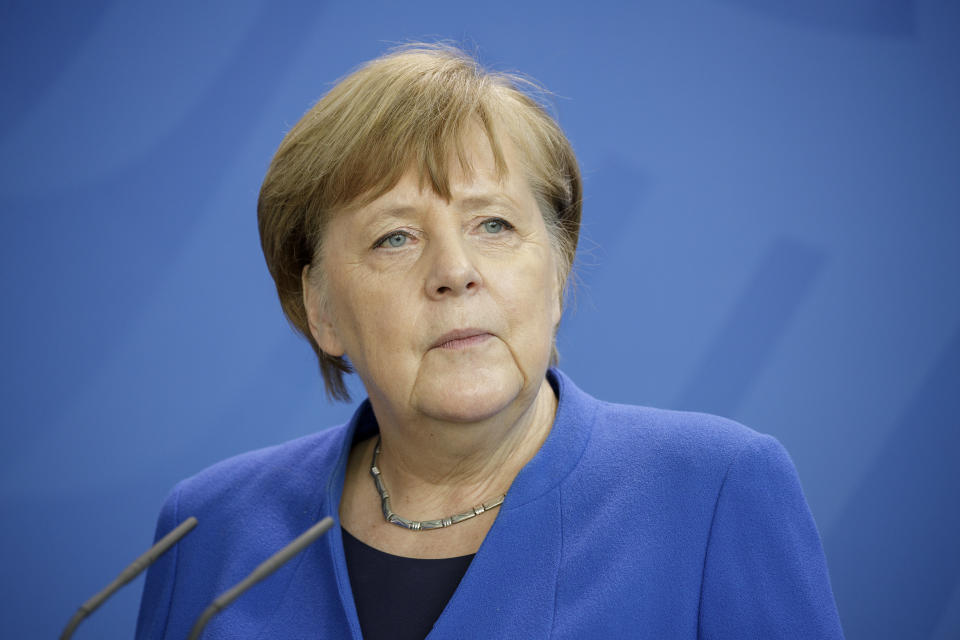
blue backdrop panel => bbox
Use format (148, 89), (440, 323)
(1, 1), (957, 638)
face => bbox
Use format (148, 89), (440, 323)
(303, 129), (562, 427)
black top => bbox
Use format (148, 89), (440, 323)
(342, 528), (474, 640)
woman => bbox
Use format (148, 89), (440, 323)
(137, 45), (844, 638)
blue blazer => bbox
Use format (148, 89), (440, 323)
(136, 369), (844, 638)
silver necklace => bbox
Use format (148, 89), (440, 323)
(370, 437), (506, 531)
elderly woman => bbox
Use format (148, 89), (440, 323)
(137, 45), (844, 639)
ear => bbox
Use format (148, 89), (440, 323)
(551, 261), (566, 328)
(302, 264), (345, 357)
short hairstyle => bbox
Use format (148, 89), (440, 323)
(258, 43), (582, 400)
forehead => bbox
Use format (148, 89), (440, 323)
(351, 129), (537, 218)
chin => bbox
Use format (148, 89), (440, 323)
(412, 363), (525, 423)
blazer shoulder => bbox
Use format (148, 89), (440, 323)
(173, 423), (350, 516)
(591, 399), (773, 477)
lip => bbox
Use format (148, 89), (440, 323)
(431, 328), (494, 350)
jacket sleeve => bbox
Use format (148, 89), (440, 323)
(135, 483), (183, 640)
(698, 434), (845, 639)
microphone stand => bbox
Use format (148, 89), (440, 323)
(60, 516), (198, 640)
(187, 516), (335, 640)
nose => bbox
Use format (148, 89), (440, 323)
(424, 233), (482, 300)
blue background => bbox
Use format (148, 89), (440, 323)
(2, 1), (957, 638)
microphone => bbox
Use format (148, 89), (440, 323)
(187, 516), (335, 640)
(60, 516), (198, 640)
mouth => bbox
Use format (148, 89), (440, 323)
(431, 328), (494, 350)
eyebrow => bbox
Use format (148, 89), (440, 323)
(457, 194), (517, 211)
(366, 194), (517, 221)
(362, 204), (419, 222)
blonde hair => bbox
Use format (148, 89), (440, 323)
(258, 43), (582, 400)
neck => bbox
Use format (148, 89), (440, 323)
(366, 377), (557, 520)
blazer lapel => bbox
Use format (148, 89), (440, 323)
(428, 486), (563, 638)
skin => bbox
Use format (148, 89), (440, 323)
(303, 128), (562, 558)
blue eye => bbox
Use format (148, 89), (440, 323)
(482, 219), (508, 233)
(378, 232), (408, 248)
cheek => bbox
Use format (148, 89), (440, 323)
(500, 252), (560, 337)
(330, 280), (418, 366)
